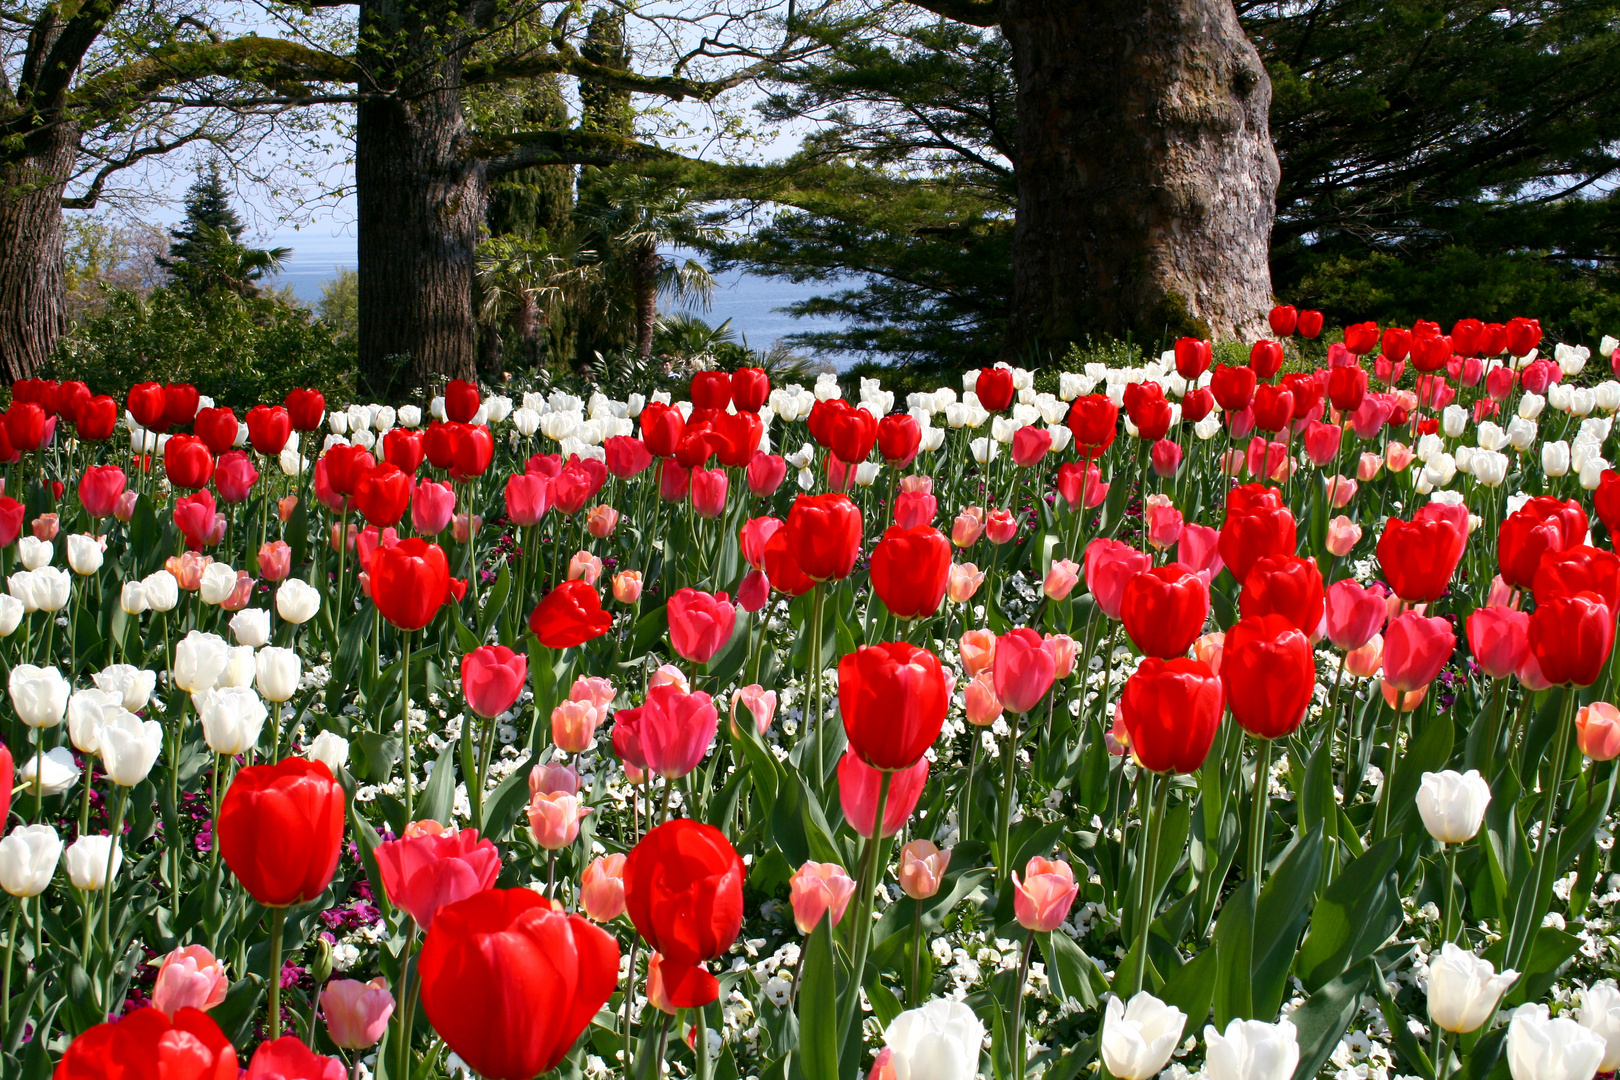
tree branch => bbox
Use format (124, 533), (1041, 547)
(901, 0), (1000, 29)
(476, 128), (678, 174)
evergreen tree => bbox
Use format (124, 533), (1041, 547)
(159, 163), (290, 301)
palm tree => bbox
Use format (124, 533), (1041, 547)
(475, 232), (602, 371)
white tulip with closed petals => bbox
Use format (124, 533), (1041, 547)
(9, 664), (69, 728)
(1507, 1004), (1606, 1080)
(0, 825), (62, 897)
(882, 998), (984, 1080)
(98, 713), (162, 786)
(1101, 993), (1187, 1080)
(1427, 943), (1517, 1033)
(1417, 770), (1492, 844)
(1204, 1018), (1300, 1080)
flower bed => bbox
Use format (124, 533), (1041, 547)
(5, 310), (1620, 1080)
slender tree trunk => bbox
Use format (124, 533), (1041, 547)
(355, 0), (483, 398)
(0, 125), (75, 382)
(633, 241), (660, 361)
(1001, 0), (1277, 351)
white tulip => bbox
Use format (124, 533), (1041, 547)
(119, 580), (148, 615)
(279, 448), (308, 477)
(31, 567), (70, 612)
(1441, 404), (1467, 438)
(328, 410), (349, 435)
(882, 998), (984, 1080)
(1507, 417), (1539, 451)
(9, 664), (69, 728)
(920, 426), (946, 452)
(1519, 393), (1545, 420)
(17, 536), (52, 570)
(512, 408), (540, 437)
(1507, 1003), (1606, 1080)
(66, 533), (105, 575)
(1204, 1019), (1300, 1080)
(1557, 342), (1591, 377)
(221, 645), (258, 689)
(349, 429), (376, 451)
(1599, 381), (1620, 412)
(306, 730), (350, 774)
(198, 562), (238, 605)
(0, 825), (61, 897)
(374, 405), (397, 432)
(140, 570), (179, 612)
(1543, 441), (1571, 477)
(93, 664), (157, 712)
(67, 689), (125, 753)
(230, 608), (271, 648)
(1579, 982), (1620, 1071)
(276, 579), (321, 624)
(1548, 383), (1574, 413)
(1477, 421), (1507, 451)
(98, 713), (162, 786)
(1427, 943), (1517, 1033)
(21, 747), (81, 796)
(198, 686), (269, 756)
(255, 647), (302, 703)
(64, 835), (121, 891)
(2, 575), (34, 609)
(1101, 993), (1187, 1080)
(397, 405), (422, 429)
(853, 462), (881, 487)
(1581, 456), (1610, 491)
(1422, 452), (1457, 489)
(970, 437), (997, 465)
(1601, 336), (1618, 360)
(0, 594), (22, 636)
(173, 630), (231, 694)
(1572, 388), (1597, 417)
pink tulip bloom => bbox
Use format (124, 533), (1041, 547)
(1084, 538), (1152, 620)
(528, 761), (581, 797)
(570, 676), (615, 710)
(581, 853), (627, 922)
(551, 699), (603, 754)
(1302, 420), (1342, 466)
(1012, 426), (1053, 468)
(964, 671), (1002, 727)
(985, 508), (1019, 544)
(1325, 476), (1358, 508)
(746, 452), (787, 496)
(1144, 494), (1184, 551)
(1517, 650), (1553, 691)
(586, 504), (620, 538)
(1577, 703), (1620, 761)
(737, 568), (770, 612)
(462, 645), (527, 719)
(31, 513), (58, 541)
(947, 562), (985, 603)
(959, 628), (997, 678)
(1466, 605), (1530, 679)
(373, 826), (501, 929)
(739, 516), (783, 570)
(567, 550), (603, 586)
(1345, 634), (1384, 678)
(613, 570), (644, 604)
(667, 587), (738, 664)
(1044, 633), (1077, 679)
(790, 861), (858, 934)
(115, 490), (141, 522)
(1385, 441), (1416, 473)
(730, 684), (777, 737)
(504, 472), (551, 526)
(528, 790), (589, 850)
(150, 945), (229, 1016)
(691, 466), (729, 518)
(1380, 680), (1427, 713)
(648, 664), (689, 692)
(1150, 439), (1183, 478)
(894, 490), (937, 529)
(995, 627), (1056, 714)
(837, 751), (928, 839)
(411, 479), (456, 534)
(321, 978), (395, 1050)
(611, 684), (718, 779)
(257, 541), (291, 582)
(1012, 856), (1079, 932)
(1324, 580), (1386, 651)
(951, 506), (985, 547)
(1487, 574), (1521, 610)
(1193, 632), (1225, 675)
(897, 840), (951, 900)
(1357, 452), (1383, 481)
(1325, 515), (1362, 557)
(1043, 558), (1080, 601)
(1177, 524), (1224, 583)
(1219, 448), (1246, 475)
(1382, 611), (1455, 693)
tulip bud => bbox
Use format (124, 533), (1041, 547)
(99, 713), (162, 786)
(612, 570), (643, 604)
(306, 731), (350, 774)
(64, 834), (122, 891)
(1101, 993), (1188, 1080)
(276, 578), (321, 624)
(1203, 1018), (1300, 1080)
(255, 646), (303, 703)
(151, 945), (229, 1016)
(1416, 768), (1491, 844)
(322, 977), (395, 1050)
(897, 839), (950, 900)
(0, 825), (61, 897)
(581, 853), (627, 922)
(230, 608), (272, 648)
(1427, 942), (1517, 1034)
(66, 533), (105, 575)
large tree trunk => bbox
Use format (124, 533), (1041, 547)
(355, 0), (483, 399)
(0, 124), (75, 382)
(633, 241), (660, 361)
(1001, 0), (1277, 351)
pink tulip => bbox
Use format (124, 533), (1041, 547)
(253, 540), (290, 583)
(1324, 580), (1386, 651)
(1577, 703), (1620, 761)
(1357, 453), (1383, 481)
(1325, 515), (1362, 556)
(659, 458), (690, 502)
(746, 452), (787, 496)
(1012, 425), (1053, 467)
(1382, 611), (1455, 692)
(648, 664), (690, 692)
(567, 550), (603, 586)
(740, 516), (783, 570)
(899, 474), (933, 495)
(837, 751), (928, 839)
(528, 791), (589, 850)
(150, 945), (229, 1016)
(995, 627), (1055, 714)
(1150, 439), (1183, 478)
(1043, 559), (1080, 601)
(1325, 476), (1358, 508)
(1302, 420), (1342, 466)
(897, 840), (951, 900)
(452, 512), (482, 543)
(737, 569), (770, 612)
(894, 490), (937, 529)
(1517, 650), (1553, 691)
(220, 571), (255, 612)
(1219, 448), (1246, 475)
(1487, 574), (1521, 610)
(729, 684), (777, 737)
(947, 562), (985, 603)
(412, 479), (456, 534)
(1144, 495), (1184, 551)
(1246, 436), (1289, 480)
(691, 466), (729, 518)
(570, 676), (616, 710)
(581, 853), (627, 922)
(528, 761), (581, 797)
(1345, 634), (1384, 678)
(1084, 538), (1152, 620)
(1044, 633), (1077, 679)
(462, 645), (527, 719)
(31, 514), (58, 541)
(789, 861), (857, 934)
(114, 490), (140, 522)
(1466, 605), (1530, 679)
(951, 507), (985, 547)
(1193, 632), (1225, 675)
(613, 570), (644, 604)
(667, 587), (738, 665)
(1012, 856), (1079, 932)
(551, 699), (603, 754)
(964, 672), (1002, 727)
(985, 509), (1018, 544)
(1380, 680), (1427, 713)
(373, 826), (501, 929)
(321, 977), (395, 1050)
(504, 472), (551, 526)
(611, 684), (718, 779)
(586, 504), (620, 538)
(959, 628), (997, 678)
(1177, 524), (1223, 583)
(1385, 441), (1415, 473)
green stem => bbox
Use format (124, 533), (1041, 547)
(998, 710), (1023, 885)
(907, 898), (924, 1007)
(695, 1004), (713, 1080)
(1505, 688), (1577, 971)
(1132, 771), (1168, 996)
(1, 903), (17, 1031)
(268, 907), (286, 1040)
(960, 736), (979, 842)
(809, 584), (826, 784)
(401, 629), (414, 822)
(1443, 842), (1459, 944)
(99, 787), (128, 954)
(841, 770), (893, 1047)
(1009, 932), (1036, 1080)
(1249, 737), (1273, 881)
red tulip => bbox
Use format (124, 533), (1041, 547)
(1378, 327), (1411, 363)
(993, 627), (1056, 714)
(691, 370), (733, 410)
(419, 889), (619, 1080)
(351, 462), (410, 527)
(1500, 497), (1589, 589)
(285, 388), (325, 431)
(821, 400), (879, 464)
(377, 427), (423, 475)
(1221, 614), (1315, 739)
(1328, 366), (1368, 413)
(54, 1007), (237, 1080)
(163, 383), (200, 428)
(1297, 310), (1324, 338)
(785, 493), (862, 582)
(529, 580), (612, 647)
(322, 444), (375, 498)
(668, 588), (738, 664)
(1065, 395), (1119, 456)
(504, 472), (551, 526)
(763, 529), (815, 596)
(1382, 611), (1455, 692)
(1466, 605), (1530, 679)
(1377, 512), (1466, 603)
(1124, 384), (1172, 441)
(194, 406), (239, 455)
(370, 538), (450, 630)
(126, 381), (168, 430)
(975, 366), (1015, 411)
(604, 436), (654, 479)
(1596, 470), (1620, 538)
(1530, 592), (1613, 687)
(1122, 564), (1210, 659)
(740, 516), (784, 570)
(1012, 425), (1053, 468)
(1534, 545), (1620, 610)
(1083, 537), (1153, 620)
(1118, 658), (1224, 773)
(624, 819), (744, 1007)
(1211, 365), (1257, 412)
(463, 646), (528, 719)
(1268, 305), (1298, 336)
(1174, 337), (1213, 379)
(75, 395), (118, 441)
(214, 451), (258, 505)
(164, 434), (215, 490)
(746, 451), (787, 496)
(3, 402), (45, 452)
(840, 642), (952, 768)
(639, 402), (686, 458)
(246, 405), (291, 456)
(710, 411), (763, 469)
(1218, 501), (1297, 587)
(1343, 321), (1380, 355)
(219, 758), (345, 907)
(877, 413), (922, 466)
(1250, 340), (1284, 380)
(1249, 383), (1293, 434)
(1505, 316), (1541, 357)
(1240, 554), (1324, 635)
(838, 750), (929, 838)
(1181, 386), (1216, 423)
(612, 684), (719, 779)
(1324, 579), (1386, 651)
(78, 465), (127, 520)
(869, 525), (952, 619)
(447, 423), (494, 481)
(731, 367), (770, 412)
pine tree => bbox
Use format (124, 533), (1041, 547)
(159, 163), (289, 300)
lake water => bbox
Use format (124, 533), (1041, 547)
(267, 232), (854, 365)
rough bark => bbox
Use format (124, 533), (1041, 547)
(632, 240), (660, 360)
(1000, 0), (1277, 350)
(354, 0), (484, 398)
(0, 124), (77, 382)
